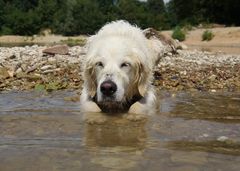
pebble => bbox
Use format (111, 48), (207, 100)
(40, 65), (54, 71)
(217, 136), (229, 142)
(15, 67), (23, 74)
(42, 68), (61, 74)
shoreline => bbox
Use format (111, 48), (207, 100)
(0, 45), (239, 92)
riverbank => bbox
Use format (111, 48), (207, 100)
(0, 45), (239, 92)
(162, 27), (240, 54)
(1, 27), (240, 53)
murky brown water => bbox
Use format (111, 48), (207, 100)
(0, 90), (240, 171)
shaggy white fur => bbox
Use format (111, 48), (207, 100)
(80, 20), (158, 114)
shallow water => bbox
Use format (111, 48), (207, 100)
(0, 90), (240, 171)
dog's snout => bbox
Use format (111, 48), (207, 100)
(100, 81), (117, 96)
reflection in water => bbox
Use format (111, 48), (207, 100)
(84, 116), (147, 169)
(0, 90), (240, 171)
(85, 118), (146, 149)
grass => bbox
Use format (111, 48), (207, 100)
(202, 30), (214, 41)
(61, 37), (86, 46)
(172, 26), (186, 42)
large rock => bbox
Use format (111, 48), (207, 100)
(43, 45), (69, 55)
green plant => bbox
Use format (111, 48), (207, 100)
(61, 38), (86, 46)
(172, 26), (186, 42)
(202, 30), (214, 41)
(182, 23), (193, 31)
(0, 26), (13, 35)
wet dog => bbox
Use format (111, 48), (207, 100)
(80, 20), (158, 114)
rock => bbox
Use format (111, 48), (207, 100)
(15, 67), (23, 74)
(209, 74), (217, 81)
(42, 45), (69, 55)
(0, 67), (10, 79)
(217, 136), (229, 142)
(8, 54), (16, 59)
(48, 57), (57, 63)
(42, 68), (61, 74)
(40, 65), (54, 71)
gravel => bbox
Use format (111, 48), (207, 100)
(0, 45), (239, 92)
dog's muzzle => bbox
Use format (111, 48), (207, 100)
(100, 80), (117, 97)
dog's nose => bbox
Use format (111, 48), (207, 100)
(100, 81), (117, 96)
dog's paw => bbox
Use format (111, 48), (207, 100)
(123, 113), (147, 122)
(84, 113), (107, 124)
(128, 102), (146, 115)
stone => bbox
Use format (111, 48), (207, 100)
(42, 45), (69, 55)
(217, 136), (229, 142)
(15, 67), (23, 74)
(42, 68), (61, 74)
(0, 67), (10, 79)
(40, 65), (54, 71)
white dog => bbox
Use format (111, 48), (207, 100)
(80, 20), (160, 114)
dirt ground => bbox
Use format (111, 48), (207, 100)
(0, 27), (240, 54)
(161, 27), (240, 54)
(0, 35), (87, 46)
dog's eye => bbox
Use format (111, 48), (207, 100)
(96, 62), (104, 67)
(120, 62), (131, 68)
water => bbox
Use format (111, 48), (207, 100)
(0, 90), (240, 171)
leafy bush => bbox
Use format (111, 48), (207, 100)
(0, 26), (13, 35)
(202, 30), (214, 41)
(172, 26), (186, 41)
(182, 23), (193, 31)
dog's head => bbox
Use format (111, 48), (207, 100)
(83, 21), (153, 111)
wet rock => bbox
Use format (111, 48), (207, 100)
(217, 136), (229, 142)
(43, 45), (69, 55)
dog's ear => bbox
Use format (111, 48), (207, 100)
(135, 61), (150, 97)
(83, 60), (97, 98)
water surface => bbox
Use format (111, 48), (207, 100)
(0, 90), (240, 171)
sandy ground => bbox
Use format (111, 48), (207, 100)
(0, 27), (240, 53)
(0, 35), (87, 45)
(161, 27), (240, 54)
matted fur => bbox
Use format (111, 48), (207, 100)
(80, 20), (157, 114)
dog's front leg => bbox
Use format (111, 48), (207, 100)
(129, 101), (145, 114)
(81, 100), (101, 113)
(125, 102), (147, 121)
